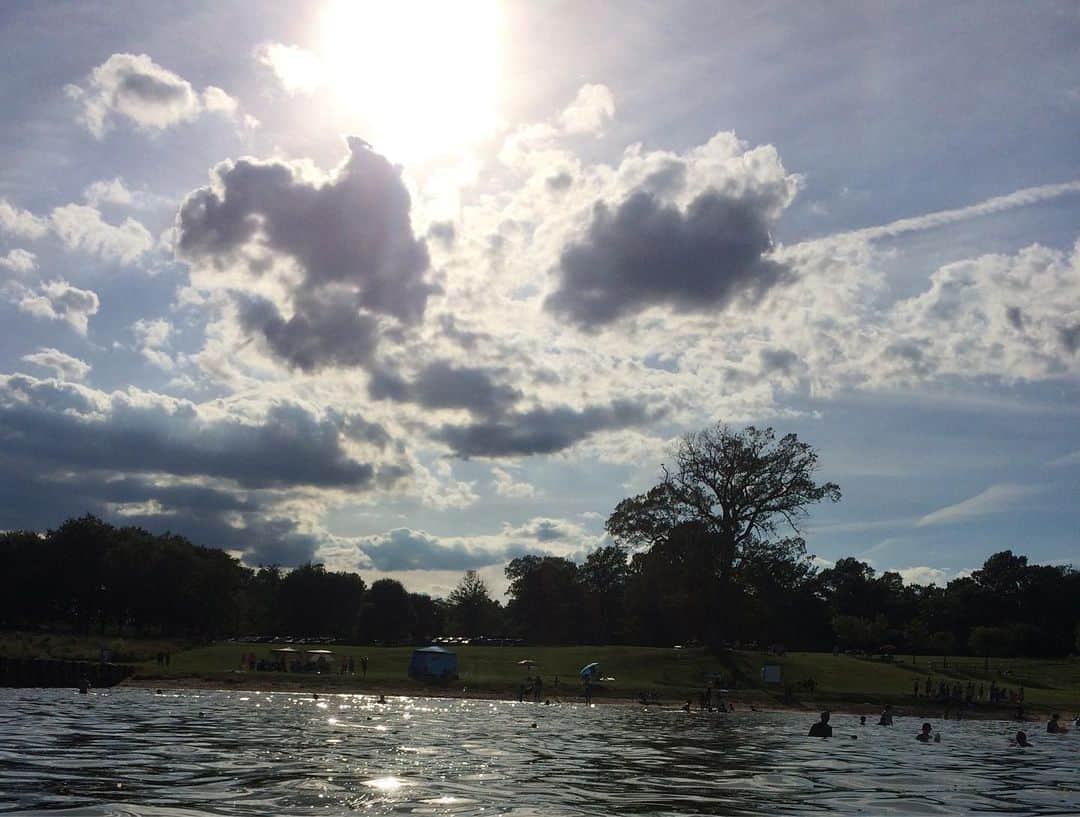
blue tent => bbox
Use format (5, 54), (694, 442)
(408, 646), (458, 680)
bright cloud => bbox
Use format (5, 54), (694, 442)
(66, 53), (246, 137)
(21, 347), (92, 381)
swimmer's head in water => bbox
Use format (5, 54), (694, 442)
(921, 723), (932, 734)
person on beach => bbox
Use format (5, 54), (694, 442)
(878, 705), (894, 725)
(809, 711), (832, 738)
(1014, 730), (1031, 747)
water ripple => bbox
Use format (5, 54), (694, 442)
(0, 689), (1076, 816)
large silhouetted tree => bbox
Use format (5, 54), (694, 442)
(607, 425), (840, 647)
(447, 570), (500, 637)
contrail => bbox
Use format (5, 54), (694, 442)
(801, 180), (1080, 246)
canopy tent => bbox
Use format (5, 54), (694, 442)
(516, 659), (536, 667)
(270, 647), (299, 653)
(408, 646), (458, 681)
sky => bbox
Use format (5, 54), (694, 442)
(1, 0), (1078, 599)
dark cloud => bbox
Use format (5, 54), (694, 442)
(237, 294), (379, 372)
(360, 528), (539, 572)
(1061, 323), (1080, 354)
(119, 69), (192, 104)
(437, 314), (493, 351)
(0, 468), (318, 568)
(427, 221), (455, 245)
(177, 137), (435, 370)
(436, 399), (652, 458)
(1005, 306), (1025, 331)
(530, 520), (567, 541)
(0, 374), (376, 490)
(883, 340), (934, 376)
(546, 171), (573, 192)
(369, 361), (521, 418)
(760, 348), (800, 375)
(545, 188), (789, 328)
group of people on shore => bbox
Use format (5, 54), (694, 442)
(809, 708), (1075, 745)
(913, 675), (1025, 708)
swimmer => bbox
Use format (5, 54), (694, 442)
(681, 699), (692, 712)
(916, 722), (934, 742)
(1047, 713), (1068, 733)
(809, 711), (833, 738)
(859, 715), (866, 726)
(878, 704), (894, 726)
(377, 694), (387, 704)
(1014, 730), (1031, 747)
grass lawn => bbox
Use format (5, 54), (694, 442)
(4, 632), (1078, 712)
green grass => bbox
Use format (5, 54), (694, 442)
(0, 631), (184, 664)
(4, 631), (1078, 712)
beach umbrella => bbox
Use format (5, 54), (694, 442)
(579, 662), (600, 680)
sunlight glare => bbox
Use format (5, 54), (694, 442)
(321, 0), (500, 162)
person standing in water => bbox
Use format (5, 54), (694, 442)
(916, 723), (940, 742)
(1047, 713), (1069, 733)
(1014, 730), (1031, 747)
(809, 711), (833, 738)
(878, 704), (894, 725)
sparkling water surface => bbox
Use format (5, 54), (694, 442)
(1, 688), (1077, 816)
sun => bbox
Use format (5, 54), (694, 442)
(320, 0), (501, 163)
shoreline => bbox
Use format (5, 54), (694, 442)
(119, 675), (1053, 723)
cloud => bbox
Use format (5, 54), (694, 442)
(255, 42), (324, 94)
(0, 248), (36, 274)
(0, 466), (320, 568)
(13, 279), (100, 334)
(895, 565), (971, 587)
(0, 199), (49, 239)
(358, 527), (548, 572)
(201, 86), (239, 116)
(176, 137), (434, 371)
(369, 361), (522, 417)
(559, 83), (615, 135)
(546, 187), (791, 328)
(132, 318), (174, 370)
(66, 53), (246, 137)
(879, 240), (1080, 383)
(82, 177), (170, 210)
(84, 178), (136, 207)
(490, 465), (536, 498)
(21, 348), (91, 381)
(1048, 449), (1080, 467)
(50, 204), (153, 264)
(917, 483), (1041, 527)
(0, 373), (379, 490)
(436, 399), (653, 458)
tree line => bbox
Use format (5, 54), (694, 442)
(1, 425), (1076, 657)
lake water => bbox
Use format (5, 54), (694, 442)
(1, 688), (1077, 816)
